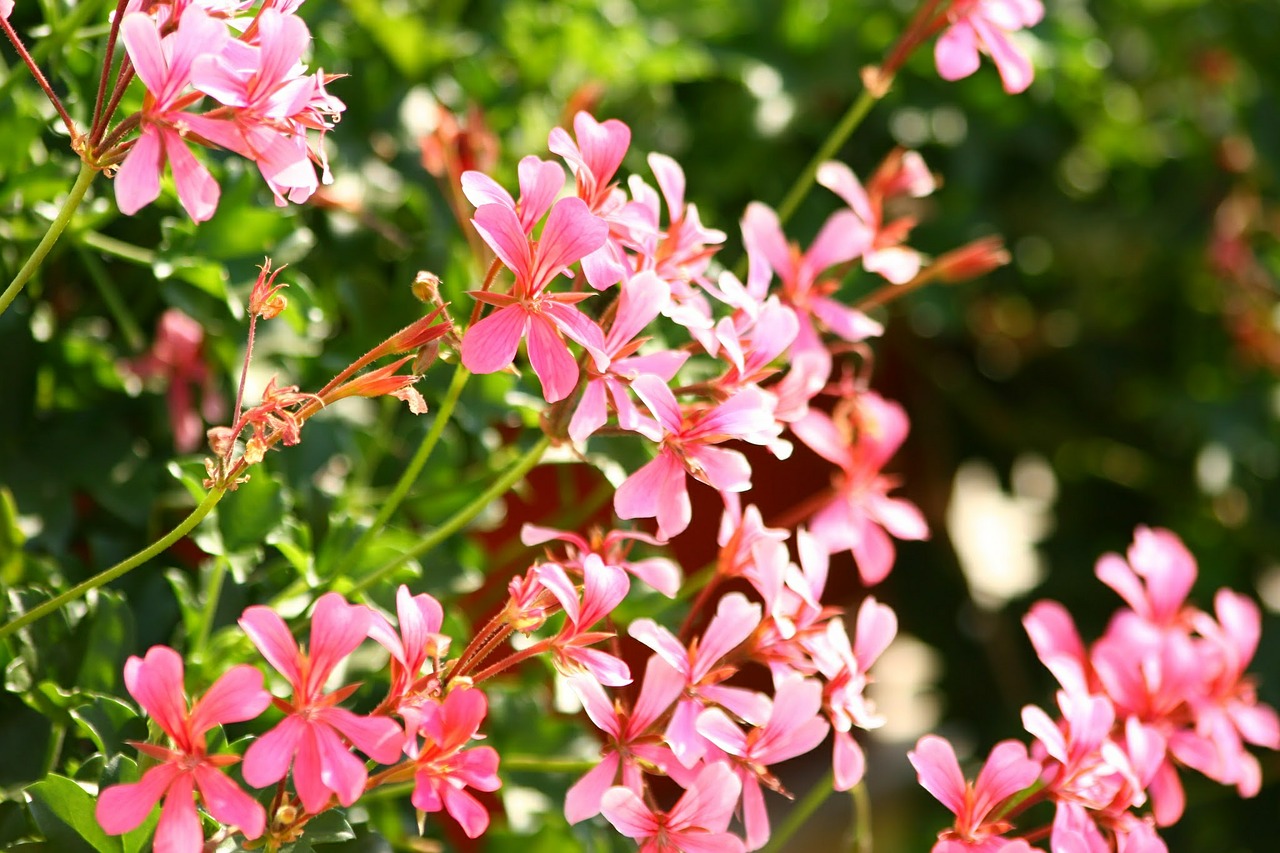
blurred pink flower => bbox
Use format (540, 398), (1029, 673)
(600, 762), (746, 853)
(909, 735), (1041, 852)
(96, 646), (270, 853)
(129, 309), (225, 453)
(536, 555), (633, 686)
(367, 585), (448, 710)
(935, 0), (1044, 94)
(790, 391), (928, 585)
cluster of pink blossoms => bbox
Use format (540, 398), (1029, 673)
(910, 526), (1280, 852)
(98, 589), (501, 851)
(109, 0), (343, 221)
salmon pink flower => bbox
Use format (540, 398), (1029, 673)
(461, 155), (565, 233)
(935, 0), (1044, 95)
(630, 592), (769, 767)
(564, 655), (684, 823)
(367, 585), (449, 710)
(790, 391), (928, 585)
(114, 8), (229, 221)
(536, 555), (633, 686)
(817, 152), (936, 285)
(521, 521), (683, 598)
(96, 646), (270, 853)
(406, 688), (501, 838)
(460, 198), (610, 402)
(601, 762), (746, 853)
(615, 375), (781, 540)
(697, 677), (831, 850)
(239, 594), (404, 813)
(909, 735), (1042, 852)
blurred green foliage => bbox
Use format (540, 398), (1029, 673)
(2, 0), (1280, 850)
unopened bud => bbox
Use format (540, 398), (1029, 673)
(207, 426), (236, 457)
(413, 339), (441, 375)
(932, 236), (1011, 283)
(412, 271), (442, 304)
(273, 803), (299, 830)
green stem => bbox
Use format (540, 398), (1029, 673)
(499, 755), (599, 773)
(1, 160), (97, 318)
(774, 87), (879, 226)
(759, 769), (835, 853)
(0, 487), (225, 640)
(74, 244), (146, 351)
(191, 556), (228, 662)
(79, 229), (157, 266)
(850, 778), (873, 853)
(339, 364), (471, 575)
(348, 435), (551, 595)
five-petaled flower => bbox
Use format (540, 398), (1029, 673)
(96, 646), (271, 853)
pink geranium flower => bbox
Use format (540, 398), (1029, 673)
(817, 152), (936, 285)
(630, 592), (770, 767)
(789, 391), (928, 585)
(909, 735), (1042, 852)
(406, 688), (502, 838)
(564, 655), (684, 823)
(521, 521), (684, 599)
(96, 646), (270, 853)
(462, 155), (565, 233)
(536, 555), (633, 686)
(367, 585), (449, 713)
(614, 375), (781, 540)
(114, 7), (229, 221)
(697, 677), (831, 849)
(460, 197), (610, 402)
(239, 594), (404, 813)
(935, 0), (1045, 94)
(601, 762), (746, 853)
(129, 309), (226, 453)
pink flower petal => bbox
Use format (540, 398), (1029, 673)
(443, 785), (491, 838)
(565, 753), (621, 824)
(114, 126), (164, 216)
(935, 20), (982, 82)
(323, 706), (404, 764)
(123, 647), (188, 743)
(472, 204), (533, 284)
(96, 763), (180, 835)
(193, 764), (266, 839)
(160, 128), (220, 223)
(526, 313), (580, 403)
(241, 715), (306, 788)
(908, 735), (967, 816)
(188, 664), (269, 737)
(531, 197), (609, 291)
(461, 303), (528, 375)
(154, 774), (202, 853)
(600, 785), (657, 839)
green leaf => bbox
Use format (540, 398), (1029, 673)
(25, 774), (121, 853)
(69, 695), (142, 759)
(0, 487), (27, 584)
(217, 469), (288, 554)
(299, 810), (356, 844)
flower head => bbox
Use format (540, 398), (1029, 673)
(96, 646), (270, 853)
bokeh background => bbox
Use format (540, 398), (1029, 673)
(3, 0), (1280, 849)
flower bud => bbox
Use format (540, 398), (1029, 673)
(931, 236), (1011, 283)
(207, 426), (236, 457)
(412, 271), (442, 304)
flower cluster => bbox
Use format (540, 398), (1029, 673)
(107, 1), (343, 221)
(98, 587), (501, 851)
(911, 527), (1280, 852)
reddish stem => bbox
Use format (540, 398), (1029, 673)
(1, 16), (81, 142)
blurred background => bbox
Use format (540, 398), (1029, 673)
(2, 0), (1280, 849)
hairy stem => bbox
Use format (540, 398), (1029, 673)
(1, 161), (97, 318)
(0, 486), (226, 640)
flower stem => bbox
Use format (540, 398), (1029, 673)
(339, 364), (471, 575)
(347, 434), (552, 595)
(774, 87), (879, 226)
(500, 755), (599, 773)
(850, 779), (873, 853)
(0, 160), (97, 318)
(759, 769), (836, 853)
(0, 486), (226, 641)
(0, 14), (80, 139)
(191, 556), (229, 663)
